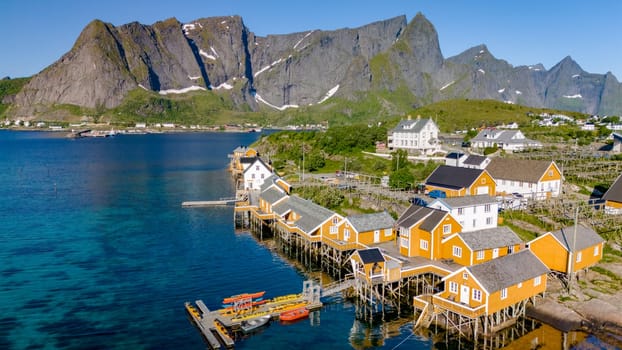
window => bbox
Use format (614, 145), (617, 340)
(332, 217), (339, 224)
(462, 272), (469, 280)
(420, 239), (429, 250)
(385, 228), (392, 237)
(508, 245), (514, 254)
(472, 219), (477, 228)
(252, 173), (256, 179)
(449, 281), (458, 293)
(548, 170), (553, 177)
(484, 204), (491, 213)
(453, 246), (462, 258)
(477, 250), (485, 260)
(344, 229), (350, 240)
(443, 224), (451, 234)
(576, 251), (582, 262)
(594, 245), (600, 256)
(518, 282), (522, 288)
(472, 289), (482, 302)
(330, 226), (337, 234)
(534, 276), (541, 286)
(457, 208), (464, 215)
(473, 207), (477, 214)
(255, 165), (259, 171)
(400, 227), (409, 238)
(400, 237), (408, 248)
(261, 173), (264, 179)
(486, 217), (492, 225)
(480, 178), (486, 184)
(501, 288), (507, 300)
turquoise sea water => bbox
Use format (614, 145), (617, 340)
(0, 131), (429, 349)
(1, 130), (617, 350)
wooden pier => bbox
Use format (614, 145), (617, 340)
(185, 283), (324, 349)
(181, 198), (239, 207)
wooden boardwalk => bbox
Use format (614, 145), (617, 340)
(182, 199), (238, 207)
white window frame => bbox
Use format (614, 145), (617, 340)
(594, 245), (599, 256)
(477, 250), (485, 260)
(344, 229), (350, 241)
(384, 228), (392, 237)
(420, 239), (429, 250)
(400, 237), (408, 248)
(534, 275), (541, 286)
(501, 288), (507, 300)
(484, 204), (491, 213)
(486, 217), (492, 225)
(330, 226), (337, 234)
(576, 251), (582, 262)
(453, 246), (462, 258)
(449, 281), (458, 293)
(443, 224), (451, 234)
(472, 289), (482, 302)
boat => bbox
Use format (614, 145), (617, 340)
(222, 291), (265, 304)
(222, 298), (268, 309)
(279, 307), (309, 322)
(240, 315), (271, 333)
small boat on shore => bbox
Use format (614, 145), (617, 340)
(279, 307), (309, 322)
(222, 291), (265, 304)
(221, 298), (268, 309)
(240, 315), (271, 333)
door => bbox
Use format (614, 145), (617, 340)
(492, 248), (499, 259)
(460, 285), (470, 304)
(476, 186), (489, 194)
(374, 230), (380, 243)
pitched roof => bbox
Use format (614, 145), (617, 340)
(272, 195), (336, 233)
(550, 224), (604, 252)
(471, 129), (541, 147)
(446, 152), (466, 160)
(433, 194), (497, 209)
(425, 165), (486, 190)
(356, 248), (385, 264)
(240, 156), (257, 164)
(485, 158), (555, 183)
(602, 173), (622, 203)
(458, 227), (523, 251)
(260, 187), (287, 205)
(396, 205), (446, 232)
(347, 211), (395, 233)
(243, 157), (271, 174)
(391, 118), (435, 133)
(468, 250), (549, 293)
(463, 155), (488, 166)
(260, 174), (278, 192)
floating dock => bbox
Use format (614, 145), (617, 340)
(185, 288), (323, 349)
(181, 199), (238, 207)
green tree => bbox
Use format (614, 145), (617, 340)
(389, 167), (414, 190)
(391, 149), (410, 171)
(304, 151), (325, 172)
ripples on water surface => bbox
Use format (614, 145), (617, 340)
(0, 131), (615, 350)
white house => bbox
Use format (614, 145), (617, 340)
(470, 128), (542, 152)
(243, 158), (273, 190)
(485, 158), (562, 200)
(427, 195), (498, 232)
(388, 116), (440, 154)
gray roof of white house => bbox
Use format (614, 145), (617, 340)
(272, 195), (336, 233)
(391, 118), (434, 133)
(602, 173), (622, 203)
(467, 250), (549, 293)
(550, 224), (604, 252)
(259, 174), (278, 192)
(458, 227), (523, 251)
(471, 129), (541, 147)
(433, 194), (496, 209)
(260, 187), (287, 205)
(463, 155), (488, 166)
(347, 211), (395, 233)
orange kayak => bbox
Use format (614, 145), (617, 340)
(222, 291), (265, 304)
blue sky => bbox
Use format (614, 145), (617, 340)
(1, 0), (620, 79)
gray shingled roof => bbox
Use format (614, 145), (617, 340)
(357, 248), (385, 264)
(602, 173), (622, 203)
(272, 195), (336, 233)
(396, 205), (446, 232)
(485, 158), (556, 183)
(471, 129), (542, 148)
(347, 211), (395, 233)
(463, 155), (488, 166)
(391, 118), (433, 133)
(458, 227), (523, 251)
(550, 224), (604, 252)
(468, 250), (549, 293)
(259, 174), (278, 192)
(260, 187), (287, 205)
(433, 194), (496, 208)
(425, 165), (486, 190)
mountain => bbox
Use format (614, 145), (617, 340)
(6, 13), (622, 119)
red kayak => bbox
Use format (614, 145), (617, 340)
(222, 291), (265, 304)
(280, 307), (309, 322)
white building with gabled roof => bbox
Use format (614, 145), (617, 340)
(388, 116), (440, 154)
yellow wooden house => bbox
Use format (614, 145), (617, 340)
(349, 248), (402, 285)
(424, 165), (496, 197)
(429, 250), (549, 334)
(441, 226), (524, 266)
(485, 158), (562, 200)
(395, 205), (461, 259)
(272, 195), (343, 241)
(528, 224), (604, 274)
(601, 173), (622, 214)
(336, 211), (395, 246)
(230, 146), (259, 172)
